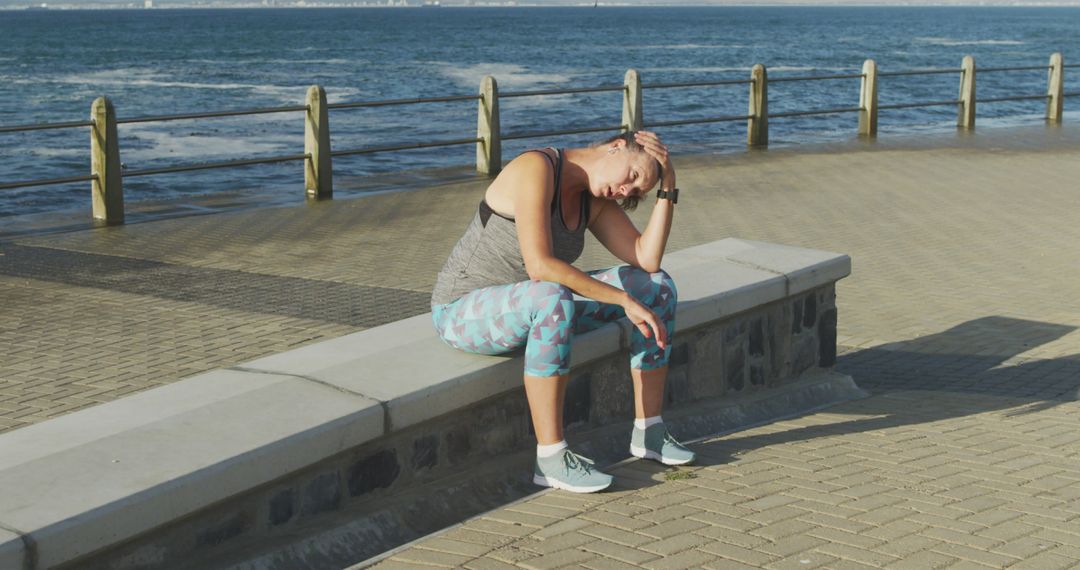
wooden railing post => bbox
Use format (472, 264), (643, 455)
(859, 59), (878, 137)
(622, 69), (643, 132)
(476, 76), (501, 176)
(958, 56), (976, 130)
(747, 64), (768, 147)
(90, 96), (124, 226)
(305, 85), (332, 200)
(1047, 52), (1064, 124)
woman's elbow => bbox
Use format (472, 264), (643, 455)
(525, 258), (549, 281)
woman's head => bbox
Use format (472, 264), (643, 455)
(590, 131), (663, 211)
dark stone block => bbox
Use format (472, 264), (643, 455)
(749, 318), (764, 356)
(793, 337), (817, 376)
(727, 347), (745, 391)
(665, 367), (691, 405)
(819, 308), (838, 368)
(670, 343), (689, 367)
(196, 513), (248, 548)
(803, 293), (818, 329)
(412, 434), (438, 471)
(347, 450), (400, 497)
(724, 321), (744, 342)
(791, 299), (803, 334)
(564, 373), (591, 427)
(269, 488), (294, 527)
(445, 425), (472, 464)
(302, 471), (342, 516)
(750, 365), (765, 386)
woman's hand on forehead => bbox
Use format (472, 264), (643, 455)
(634, 131), (673, 188)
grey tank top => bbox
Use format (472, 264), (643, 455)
(431, 148), (590, 306)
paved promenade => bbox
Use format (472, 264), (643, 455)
(3, 124), (1080, 568)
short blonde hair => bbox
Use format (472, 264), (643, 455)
(595, 131), (662, 212)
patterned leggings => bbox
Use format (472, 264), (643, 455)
(431, 266), (677, 377)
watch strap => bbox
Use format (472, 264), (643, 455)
(656, 187), (679, 204)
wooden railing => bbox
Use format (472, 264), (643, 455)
(1, 53), (1074, 226)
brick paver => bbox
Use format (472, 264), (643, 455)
(361, 125), (1079, 567)
(4, 124), (1080, 568)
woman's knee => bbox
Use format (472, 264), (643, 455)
(527, 280), (576, 320)
(655, 269), (678, 305)
(618, 266), (678, 307)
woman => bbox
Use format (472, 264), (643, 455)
(430, 130), (693, 493)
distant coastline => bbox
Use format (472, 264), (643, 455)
(6, 2), (1080, 10)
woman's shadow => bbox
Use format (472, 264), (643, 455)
(624, 315), (1079, 480)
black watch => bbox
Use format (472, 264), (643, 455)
(656, 187), (679, 204)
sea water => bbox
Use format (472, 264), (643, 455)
(2, 6), (1078, 219)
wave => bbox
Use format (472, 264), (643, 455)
(118, 124), (293, 163)
(46, 69), (319, 104)
(915, 37), (1025, 47)
(635, 44), (746, 50)
(183, 58), (355, 66)
(428, 62), (578, 89)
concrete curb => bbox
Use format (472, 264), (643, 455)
(348, 368), (866, 570)
(0, 238), (850, 569)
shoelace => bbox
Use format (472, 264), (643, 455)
(662, 430), (683, 448)
(563, 450), (595, 475)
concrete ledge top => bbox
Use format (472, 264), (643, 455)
(0, 237), (849, 570)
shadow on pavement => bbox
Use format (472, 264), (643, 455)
(692, 315), (1079, 465)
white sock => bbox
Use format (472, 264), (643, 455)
(634, 416), (663, 430)
(537, 440), (568, 458)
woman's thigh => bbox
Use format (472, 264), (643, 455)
(432, 280), (573, 356)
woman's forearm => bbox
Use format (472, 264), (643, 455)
(634, 198), (675, 273)
(533, 257), (630, 306)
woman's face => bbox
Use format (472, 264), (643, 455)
(592, 143), (660, 201)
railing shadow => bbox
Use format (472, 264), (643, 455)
(690, 315), (1079, 466)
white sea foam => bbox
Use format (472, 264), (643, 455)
(430, 62), (577, 89)
(636, 44), (745, 50)
(118, 124), (292, 163)
(326, 87), (365, 104)
(915, 37), (1025, 46)
(49, 69), (315, 104)
(28, 148), (85, 160)
(184, 58), (355, 66)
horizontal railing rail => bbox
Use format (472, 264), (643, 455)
(503, 124), (626, 142)
(501, 85), (625, 98)
(879, 68), (964, 77)
(642, 79), (751, 90)
(0, 173), (98, 191)
(769, 73), (865, 83)
(122, 154), (311, 179)
(116, 105), (309, 125)
(979, 65), (1052, 73)
(878, 99), (964, 111)
(2, 52), (1074, 225)
(771, 107), (864, 119)
(331, 137), (482, 157)
(645, 114), (751, 129)
(0, 119), (95, 134)
(327, 94), (480, 110)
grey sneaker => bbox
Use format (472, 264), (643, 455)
(533, 448), (613, 493)
(630, 424), (696, 465)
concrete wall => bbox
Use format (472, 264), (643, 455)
(69, 283), (856, 570)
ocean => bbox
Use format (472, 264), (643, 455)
(2, 6), (1078, 220)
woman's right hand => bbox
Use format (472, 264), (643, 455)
(623, 295), (667, 350)
(634, 130), (675, 190)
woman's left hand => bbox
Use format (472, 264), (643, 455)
(634, 130), (676, 190)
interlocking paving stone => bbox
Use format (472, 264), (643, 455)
(7, 125), (1080, 568)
